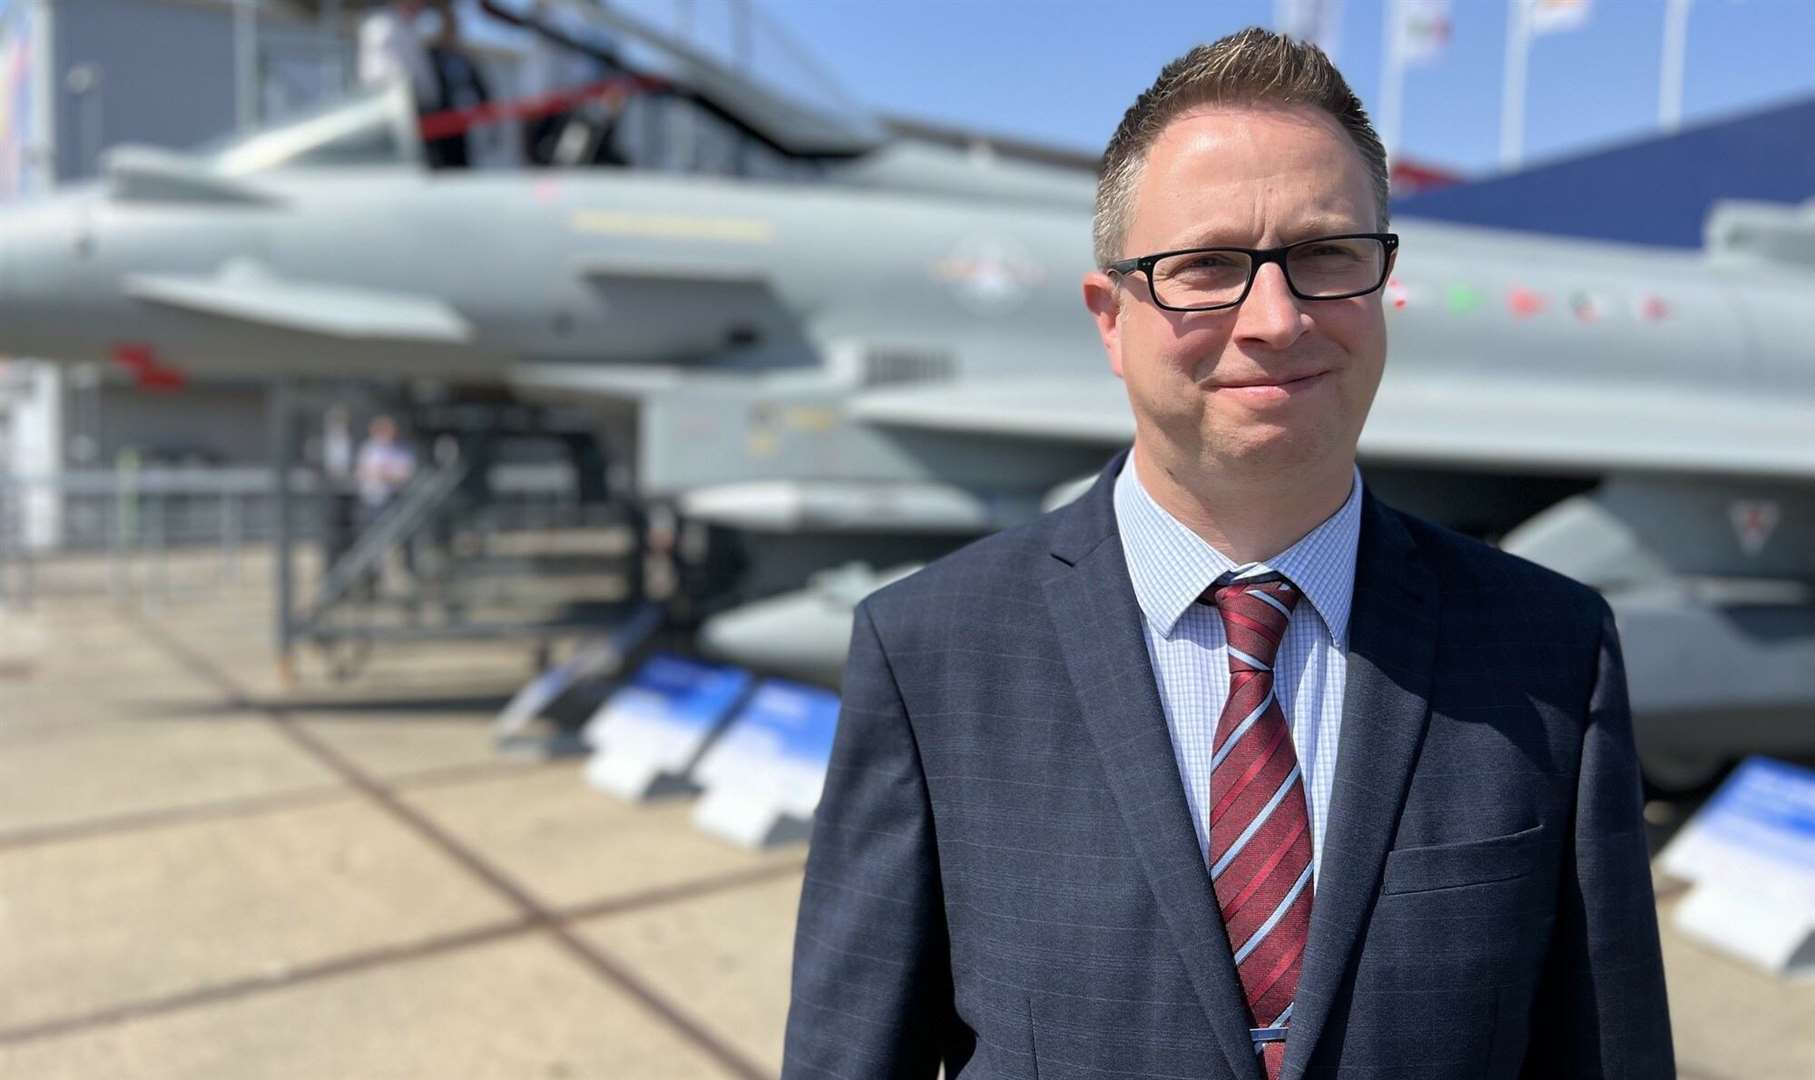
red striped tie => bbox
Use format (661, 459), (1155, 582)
(1204, 574), (1313, 1080)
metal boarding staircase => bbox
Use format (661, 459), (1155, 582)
(300, 457), (472, 634)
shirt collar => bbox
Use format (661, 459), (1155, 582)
(1112, 454), (1363, 649)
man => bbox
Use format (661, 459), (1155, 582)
(783, 27), (1672, 1080)
(353, 414), (418, 594)
(355, 414), (416, 516)
(428, 2), (500, 169)
(357, 0), (439, 110)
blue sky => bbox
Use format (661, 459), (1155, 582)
(717, 0), (1815, 176)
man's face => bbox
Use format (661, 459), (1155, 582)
(1083, 106), (1390, 480)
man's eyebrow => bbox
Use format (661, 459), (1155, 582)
(1163, 218), (1372, 250)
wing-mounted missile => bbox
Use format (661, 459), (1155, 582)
(103, 145), (285, 206)
(680, 479), (1042, 535)
(1604, 583), (1815, 791)
(697, 562), (922, 686)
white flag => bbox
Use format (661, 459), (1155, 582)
(1274, 0), (1345, 60)
(1528, 0), (1592, 34)
(1395, 0), (1453, 65)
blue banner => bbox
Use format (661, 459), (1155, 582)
(1697, 757), (1815, 866)
(732, 679), (841, 766)
(615, 653), (753, 732)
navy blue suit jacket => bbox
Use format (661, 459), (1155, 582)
(784, 453), (1672, 1079)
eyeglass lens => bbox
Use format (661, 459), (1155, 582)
(1149, 237), (1386, 309)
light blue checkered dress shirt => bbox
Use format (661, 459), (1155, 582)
(1112, 457), (1363, 884)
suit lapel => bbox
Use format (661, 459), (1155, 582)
(1281, 491), (1440, 1079)
(1043, 454), (1264, 1080)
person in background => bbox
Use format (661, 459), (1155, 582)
(320, 405), (359, 579)
(422, 0), (494, 168)
(355, 414), (416, 518)
(353, 414), (418, 596)
(516, 0), (626, 167)
(356, 0), (439, 110)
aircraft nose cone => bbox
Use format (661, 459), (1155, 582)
(0, 210), (18, 322)
(0, 196), (82, 355)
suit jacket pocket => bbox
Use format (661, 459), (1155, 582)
(1381, 823), (1543, 895)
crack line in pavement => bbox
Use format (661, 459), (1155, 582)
(0, 786), (350, 852)
(0, 858), (805, 1049)
(0, 759), (567, 853)
(113, 614), (781, 1080)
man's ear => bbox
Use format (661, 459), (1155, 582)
(1082, 271), (1127, 379)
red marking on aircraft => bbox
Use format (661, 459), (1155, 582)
(111, 343), (187, 392)
(1507, 287), (1546, 318)
(1729, 500), (1780, 556)
(416, 75), (667, 141)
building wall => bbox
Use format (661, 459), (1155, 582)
(91, 380), (271, 466)
(50, 0), (240, 180)
(7, 1), (307, 547)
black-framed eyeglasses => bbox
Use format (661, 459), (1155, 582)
(1105, 233), (1399, 312)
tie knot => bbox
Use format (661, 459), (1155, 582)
(1203, 573), (1301, 673)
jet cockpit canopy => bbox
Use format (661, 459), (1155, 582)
(198, 80), (425, 175)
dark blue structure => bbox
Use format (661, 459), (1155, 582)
(1392, 95), (1815, 250)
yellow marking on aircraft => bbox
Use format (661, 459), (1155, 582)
(570, 210), (775, 244)
(746, 430), (779, 457)
(784, 407), (840, 432)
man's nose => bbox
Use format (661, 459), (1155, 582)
(1231, 262), (1308, 348)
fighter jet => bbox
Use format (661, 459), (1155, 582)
(0, 0), (1094, 386)
(1, 1), (1810, 789)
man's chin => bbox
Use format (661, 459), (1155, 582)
(1196, 425), (1346, 477)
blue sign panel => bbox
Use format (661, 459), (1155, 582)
(1696, 756), (1815, 872)
(695, 678), (842, 814)
(584, 653), (752, 769)
(615, 653), (753, 731)
(734, 680), (841, 765)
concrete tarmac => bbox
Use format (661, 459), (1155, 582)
(1, 587), (1809, 1078)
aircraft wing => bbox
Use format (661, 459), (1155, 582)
(847, 377), (1135, 444)
(124, 265), (474, 344)
(1362, 374), (1815, 480)
(848, 374), (1815, 480)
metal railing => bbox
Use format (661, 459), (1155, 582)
(0, 463), (594, 610)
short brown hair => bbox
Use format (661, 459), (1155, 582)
(1092, 27), (1390, 269)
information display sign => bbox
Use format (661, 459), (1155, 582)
(581, 653), (752, 800)
(692, 678), (841, 848)
(1659, 756), (1815, 977)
